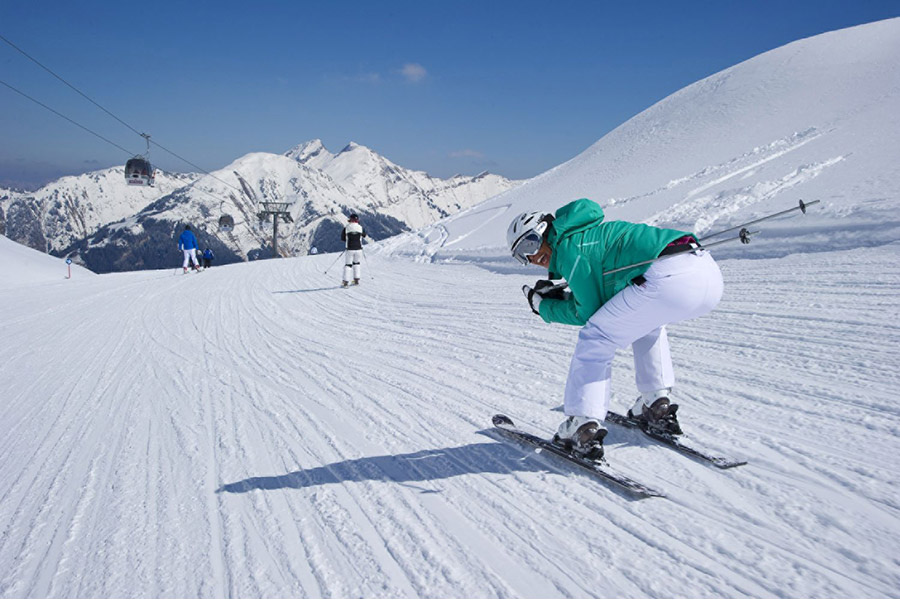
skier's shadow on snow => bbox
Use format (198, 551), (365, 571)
(216, 431), (640, 500)
(273, 286), (343, 294)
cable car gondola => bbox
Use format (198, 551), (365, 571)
(125, 132), (154, 186)
(125, 157), (155, 186)
(218, 214), (235, 232)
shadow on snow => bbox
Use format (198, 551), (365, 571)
(272, 286), (344, 294)
(217, 437), (545, 495)
(216, 430), (644, 499)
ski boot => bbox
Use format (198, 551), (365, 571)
(353, 278), (360, 285)
(553, 416), (607, 461)
(628, 397), (682, 435)
(342, 280), (349, 288)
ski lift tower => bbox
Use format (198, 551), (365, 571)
(256, 201), (294, 258)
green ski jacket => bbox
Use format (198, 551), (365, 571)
(538, 198), (693, 326)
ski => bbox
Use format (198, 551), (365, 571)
(604, 411), (747, 469)
(491, 415), (664, 498)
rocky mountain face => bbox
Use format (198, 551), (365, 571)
(0, 141), (519, 273)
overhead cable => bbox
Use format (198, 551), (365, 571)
(0, 32), (144, 138)
(0, 32), (245, 196)
(0, 78), (135, 156)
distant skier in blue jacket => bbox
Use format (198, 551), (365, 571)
(178, 225), (200, 273)
(202, 248), (215, 269)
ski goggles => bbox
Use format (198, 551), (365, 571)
(511, 230), (544, 265)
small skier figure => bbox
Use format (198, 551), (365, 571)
(507, 198), (723, 457)
(178, 225), (201, 273)
(202, 247), (215, 269)
(340, 214), (367, 287)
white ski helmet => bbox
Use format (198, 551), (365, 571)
(507, 211), (551, 264)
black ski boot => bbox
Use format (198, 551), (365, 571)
(553, 416), (607, 461)
(628, 397), (683, 436)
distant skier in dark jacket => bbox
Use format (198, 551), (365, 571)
(340, 214), (367, 286)
(178, 225), (200, 273)
(202, 248), (215, 269)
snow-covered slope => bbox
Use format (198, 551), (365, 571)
(0, 234), (94, 289)
(1, 18), (898, 599)
(0, 243), (897, 597)
(382, 18), (900, 266)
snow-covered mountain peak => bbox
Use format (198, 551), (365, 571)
(221, 151), (310, 176)
(284, 139), (334, 169)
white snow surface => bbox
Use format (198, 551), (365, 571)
(0, 234), (94, 288)
(1, 18), (900, 599)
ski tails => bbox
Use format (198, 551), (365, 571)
(605, 411), (747, 469)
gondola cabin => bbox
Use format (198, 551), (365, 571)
(125, 157), (155, 186)
(218, 214), (235, 232)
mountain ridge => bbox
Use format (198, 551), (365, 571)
(0, 141), (519, 273)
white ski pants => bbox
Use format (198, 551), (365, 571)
(343, 250), (362, 281)
(182, 248), (199, 268)
(563, 250), (723, 420)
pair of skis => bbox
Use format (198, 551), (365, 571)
(492, 412), (746, 498)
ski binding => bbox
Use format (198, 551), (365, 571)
(491, 414), (664, 498)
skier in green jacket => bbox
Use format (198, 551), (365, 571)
(507, 198), (723, 457)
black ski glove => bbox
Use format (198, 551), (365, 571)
(533, 279), (568, 299)
(523, 279), (568, 315)
(522, 284), (542, 315)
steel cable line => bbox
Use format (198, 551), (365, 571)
(0, 32), (144, 139)
(0, 32), (248, 196)
(0, 77), (251, 223)
(0, 78), (135, 156)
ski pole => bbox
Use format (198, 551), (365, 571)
(324, 250), (345, 275)
(534, 229), (758, 292)
(533, 199), (819, 291)
(699, 199), (820, 242)
(361, 247), (374, 280)
(601, 229), (759, 275)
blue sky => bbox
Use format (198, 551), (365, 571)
(1, 0), (898, 189)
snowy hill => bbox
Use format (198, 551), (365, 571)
(0, 234), (94, 289)
(381, 18), (900, 267)
(0, 18), (898, 599)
